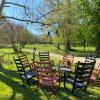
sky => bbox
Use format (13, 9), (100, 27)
(1, 0), (45, 35)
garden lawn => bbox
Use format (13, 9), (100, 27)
(0, 48), (100, 100)
(24, 44), (97, 57)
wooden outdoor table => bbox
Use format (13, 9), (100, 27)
(52, 66), (72, 88)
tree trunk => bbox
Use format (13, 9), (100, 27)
(19, 43), (22, 52)
(95, 32), (100, 54)
(65, 39), (71, 53)
(83, 40), (86, 52)
(12, 44), (18, 53)
(96, 44), (100, 54)
(57, 43), (60, 49)
(0, 0), (6, 15)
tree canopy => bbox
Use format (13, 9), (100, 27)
(0, 0), (100, 53)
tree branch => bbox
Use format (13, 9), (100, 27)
(0, 0), (6, 15)
(36, 6), (68, 21)
(0, 15), (52, 26)
(5, 2), (26, 8)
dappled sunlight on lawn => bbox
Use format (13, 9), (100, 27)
(0, 81), (13, 99)
(0, 48), (100, 100)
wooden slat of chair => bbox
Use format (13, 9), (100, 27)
(90, 63), (100, 84)
(33, 60), (60, 91)
(64, 61), (95, 94)
(39, 52), (50, 61)
(39, 52), (54, 67)
(13, 57), (36, 85)
(17, 52), (33, 68)
(59, 54), (74, 68)
(85, 56), (96, 63)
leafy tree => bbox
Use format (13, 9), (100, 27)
(78, 0), (100, 53)
(43, 0), (79, 52)
(0, 21), (35, 51)
(16, 27), (34, 50)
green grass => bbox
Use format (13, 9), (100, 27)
(24, 44), (97, 57)
(71, 46), (95, 53)
(25, 44), (65, 55)
(0, 48), (100, 100)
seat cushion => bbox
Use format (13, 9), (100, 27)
(22, 70), (35, 79)
(66, 78), (87, 87)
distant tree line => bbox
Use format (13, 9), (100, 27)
(0, 0), (99, 54)
(0, 20), (35, 51)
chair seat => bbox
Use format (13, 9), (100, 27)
(22, 70), (35, 79)
(75, 82), (87, 88)
(66, 78), (87, 87)
(40, 76), (59, 86)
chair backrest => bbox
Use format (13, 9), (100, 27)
(74, 61), (95, 85)
(33, 61), (53, 86)
(17, 52), (30, 68)
(63, 54), (74, 65)
(95, 63), (100, 76)
(13, 57), (25, 77)
(17, 53), (33, 73)
(14, 57), (35, 85)
(63, 54), (74, 62)
(85, 55), (96, 63)
(39, 52), (50, 61)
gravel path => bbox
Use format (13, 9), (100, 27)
(23, 48), (100, 67)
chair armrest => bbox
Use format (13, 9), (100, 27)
(29, 62), (34, 69)
(66, 72), (75, 80)
(51, 60), (54, 67)
(52, 70), (60, 78)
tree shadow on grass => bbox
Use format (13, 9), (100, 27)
(60, 86), (100, 100)
(36, 86), (57, 100)
(0, 64), (43, 100)
(55, 80), (100, 100)
(38, 83), (71, 100)
(73, 89), (100, 100)
(0, 64), (19, 79)
(55, 87), (72, 100)
(0, 63), (100, 100)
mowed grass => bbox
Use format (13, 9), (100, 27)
(25, 44), (96, 56)
(25, 44), (65, 54)
(0, 48), (100, 100)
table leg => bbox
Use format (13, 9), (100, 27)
(64, 71), (66, 89)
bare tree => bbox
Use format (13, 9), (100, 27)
(0, 0), (55, 26)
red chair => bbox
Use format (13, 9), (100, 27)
(90, 63), (100, 85)
(59, 54), (74, 68)
(33, 60), (60, 91)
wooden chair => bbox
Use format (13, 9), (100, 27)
(64, 61), (95, 94)
(59, 54), (74, 69)
(17, 52), (34, 70)
(90, 63), (100, 85)
(39, 52), (50, 61)
(33, 60), (60, 91)
(85, 55), (96, 63)
(13, 57), (36, 85)
(39, 52), (54, 66)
